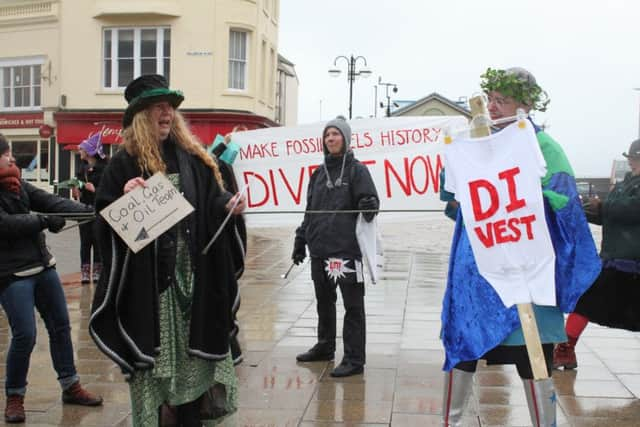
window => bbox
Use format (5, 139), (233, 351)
(228, 30), (248, 90)
(103, 27), (171, 89)
(0, 64), (41, 110)
(261, 40), (267, 100)
(269, 48), (276, 104)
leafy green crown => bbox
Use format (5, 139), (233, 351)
(480, 68), (550, 112)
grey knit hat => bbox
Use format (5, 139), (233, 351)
(321, 117), (352, 189)
(322, 117), (352, 155)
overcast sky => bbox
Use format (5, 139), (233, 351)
(278, 0), (640, 177)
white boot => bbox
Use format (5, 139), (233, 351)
(523, 378), (557, 427)
(442, 368), (474, 427)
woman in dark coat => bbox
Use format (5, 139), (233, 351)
(554, 138), (640, 370)
(0, 135), (102, 423)
(89, 75), (245, 426)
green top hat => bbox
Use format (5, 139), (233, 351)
(122, 74), (184, 128)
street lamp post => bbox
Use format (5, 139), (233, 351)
(328, 55), (371, 119)
(378, 77), (398, 117)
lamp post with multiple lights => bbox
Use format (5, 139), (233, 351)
(328, 55), (372, 119)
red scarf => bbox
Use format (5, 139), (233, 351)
(0, 164), (21, 194)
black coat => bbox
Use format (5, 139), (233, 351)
(76, 158), (107, 206)
(587, 173), (640, 260)
(212, 143), (247, 280)
(89, 141), (236, 374)
(0, 181), (92, 285)
(295, 151), (379, 260)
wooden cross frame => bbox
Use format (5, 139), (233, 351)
(468, 95), (549, 380)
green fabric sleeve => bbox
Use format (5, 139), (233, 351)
(537, 131), (574, 186)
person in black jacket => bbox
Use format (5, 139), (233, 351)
(72, 133), (108, 284)
(89, 75), (245, 426)
(554, 138), (640, 370)
(292, 117), (379, 378)
(211, 126), (248, 366)
(0, 135), (103, 423)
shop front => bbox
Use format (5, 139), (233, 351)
(0, 112), (54, 191)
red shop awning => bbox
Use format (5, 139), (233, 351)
(53, 110), (277, 148)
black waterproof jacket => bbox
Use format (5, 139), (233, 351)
(0, 181), (92, 289)
(76, 158), (107, 206)
(586, 172), (640, 260)
(295, 151), (378, 260)
(89, 141), (236, 375)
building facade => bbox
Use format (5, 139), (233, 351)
(0, 0), (294, 191)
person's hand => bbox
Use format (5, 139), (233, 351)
(583, 196), (601, 214)
(84, 182), (95, 193)
(224, 133), (232, 145)
(123, 177), (146, 193)
(225, 192), (246, 215)
(71, 187), (80, 200)
(41, 215), (66, 233)
(291, 238), (306, 265)
(358, 196), (379, 222)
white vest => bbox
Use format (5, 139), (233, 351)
(444, 120), (556, 308)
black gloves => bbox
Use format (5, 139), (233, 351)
(292, 237), (306, 265)
(40, 215), (66, 233)
(358, 196), (379, 222)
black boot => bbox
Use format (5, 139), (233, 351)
(296, 344), (334, 362)
(330, 360), (364, 377)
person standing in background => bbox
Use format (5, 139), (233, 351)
(72, 133), (108, 284)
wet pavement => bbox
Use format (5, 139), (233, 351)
(1, 214), (639, 426)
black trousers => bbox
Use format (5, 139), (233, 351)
(454, 343), (554, 379)
(311, 257), (366, 366)
(79, 220), (100, 265)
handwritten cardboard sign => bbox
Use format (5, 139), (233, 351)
(100, 173), (194, 253)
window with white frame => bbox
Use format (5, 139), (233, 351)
(0, 62), (42, 110)
(103, 27), (171, 89)
(228, 30), (248, 90)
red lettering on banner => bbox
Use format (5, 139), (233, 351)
(384, 158), (411, 197)
(379, 128), (442, 146)
(268, 169), (279, 206)
(243, 172), (270, 208)
(383, 154), (442, 198)
(285, 137), (324, 155)
(240, 142), (280, 160)
(278, 168), (305, 205)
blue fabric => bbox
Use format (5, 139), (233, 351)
(0, 268), (78, 395)
(440, 132), (601, 371)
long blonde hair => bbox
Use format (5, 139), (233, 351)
(121, 109), (225, 188)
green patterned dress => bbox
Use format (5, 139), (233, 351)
(128, 174), (238, 426)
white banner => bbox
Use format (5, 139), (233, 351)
(230, 116), (468, 226)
